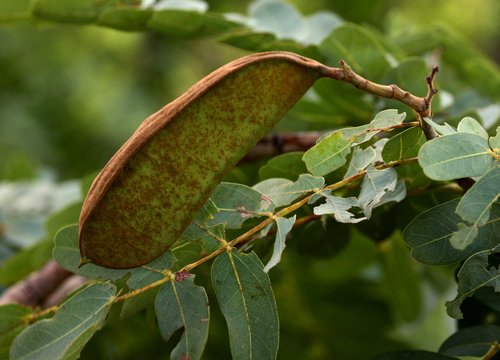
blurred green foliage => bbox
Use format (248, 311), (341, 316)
(1, 0), (500, 359)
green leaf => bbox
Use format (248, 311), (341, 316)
(457, 117), (489, 139)
(212, 250), (279, 360)
(180, 199), (225, 254)
(258, 152), (308, 181)
(120, 288), (159, 319)
(97, 8), (153, 31)
(446, 248), (500, 319)
(456, 166), (500, 227)
(344, 146), (376, 179)
(263, 215), (295, 272)
(53, 225), (176, 290)
(376, 179), (407, 207)
(253, 174), (324, 207)
(490, 126), (500, 150)
(32, 0), (139, 23)
(382, 127), (423, 163)
(419, 132), (494, 181)
(403, 199), (500, 266)
(358, 165), (397, 218)
(0, 304), (32, 359)
(10, 282), (116, 360)
(311, 190), (366, 223)
(0, 0), (32, 22)
(422, 118), (456, 136)
(155, 276), (209, 360)
(303, 131), (352, 176)
(380, 231), (422, 323)
(439, 325), (500, 357)
(208, 183), (276, 229)
(320, 23), (392, 81)
(148, 10), (244, 38)
(448, 223), (478, 250)
(374, 350), (458, 360)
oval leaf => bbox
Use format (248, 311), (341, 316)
(79, 52), (336, 268)
(403, 199), (500, 266)
(212, 250), (279, 360)
(419, 132), (493, 181)
(10, 283), (116, 360)
(439, 325), (500, 357)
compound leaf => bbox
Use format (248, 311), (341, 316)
(212, 250), (279, 360)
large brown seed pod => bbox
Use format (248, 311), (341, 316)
(79, 51), (336, 269)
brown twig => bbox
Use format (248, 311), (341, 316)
(323, 61), (439, 140)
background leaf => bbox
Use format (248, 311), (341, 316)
(0, 304), (32, 359)
(438, 325), (500, 357)
(212, 250), (279, 360)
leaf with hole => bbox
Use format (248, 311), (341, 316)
(155, 275), (209, 360)
(446, 247), (500, 319)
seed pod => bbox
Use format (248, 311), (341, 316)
(79, 51), (336, 269)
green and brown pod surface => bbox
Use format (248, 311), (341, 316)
(79, 51), (338, 269)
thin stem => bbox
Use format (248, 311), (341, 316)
(488, 149), (500, 162)
(367, 121), (419, 133)
(483, 343), (500, 360)
(322, 62), (439, 140)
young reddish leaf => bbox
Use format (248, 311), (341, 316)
(79, 52), (338, 268)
